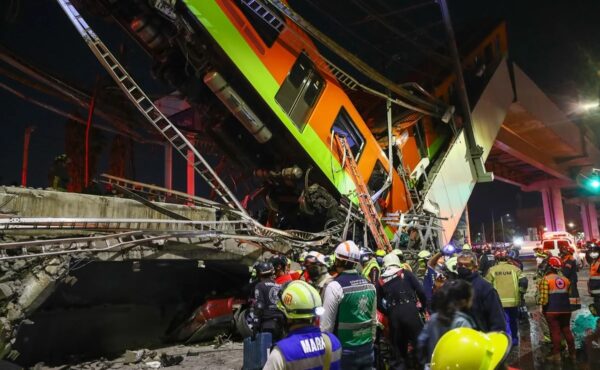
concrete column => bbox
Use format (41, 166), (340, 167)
(581, 199), (592, 240)
(541, 187), (565, 231)
(164, 144), (172, 190)
(589, 202), (599, 239)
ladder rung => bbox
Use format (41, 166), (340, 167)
(127, 86), (138, 93)
(135, 96), (146, 104)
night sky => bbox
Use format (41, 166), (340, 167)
(1, 1), (600, 229)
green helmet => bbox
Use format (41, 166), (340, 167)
(277, 280), (324, 319)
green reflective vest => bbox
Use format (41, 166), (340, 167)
(335, 272), (376, 348)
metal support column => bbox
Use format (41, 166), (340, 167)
(542, 187), (565, 231)
(438, 0), (493, 182)
(21, 126), (35, 187)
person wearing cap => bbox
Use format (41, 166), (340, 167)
(252, 262), (286, 341)
(429, 327), (511, 370)
(376, 253), (426, 368)
(303, 251), (332, 296)
(264, 280), (342, 370)
(537, 256), (576, 362)
(320, 240), (377, 370)
(456, 251), (506, 332)
(485, 249), (527, 347)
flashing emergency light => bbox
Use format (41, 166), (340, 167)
(591, 179), (600, 189)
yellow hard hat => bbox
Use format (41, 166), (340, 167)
(277, 280), (324, 319)
(431, 328), (511, 370)
(375, 249), (386, 257)
(462, 243), (472, 251)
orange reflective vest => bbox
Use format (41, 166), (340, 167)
(544, 273), (571, 313)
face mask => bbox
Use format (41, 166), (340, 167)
(457, 267), (472, 278)
(591, 252), (599, 259)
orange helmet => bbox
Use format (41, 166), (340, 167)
(548, 256), (562, 269)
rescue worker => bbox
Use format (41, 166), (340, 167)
(271, 255), (295, 284)
(559, 244), (581, 311)
(456, 251), (506, 332)
(321, 241), (376, 370)
(423, 251), (445, 308)
(48, 154), (70, 191)
(462, 243), (472, 252)
(303, 251), (332, 296)
(479, 244), (496, 276)
(485, 249), (527, 346)
(263, 280), (342, 370)
(587, 244), (600, 316)
(415, 250), (431, 279)
(537, 256), (576, 362)
(407, 227), (421, 250)
(429, 328), (511, 370)
(375, 249), (386, 267)
(252, 262), (285, 341)
(391, 226), (410, 249)
(359, 248), (381, 284)
(376, 253), (427, 369)
(392, 249), (413, 272)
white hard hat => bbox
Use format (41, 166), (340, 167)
(334, 241), (361, 263)
(383, 253), (402, 268)
(305, 251), (328, 266)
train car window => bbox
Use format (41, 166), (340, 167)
(276, 52), (325, 131)
(367, 161), (388, 196)
(331, 107), (365, 160)
(237, 0), (283, 48)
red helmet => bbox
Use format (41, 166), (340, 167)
(548, 256), (563, 269)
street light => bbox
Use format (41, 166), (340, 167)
(568, 222), (575, 228)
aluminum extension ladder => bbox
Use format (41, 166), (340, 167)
(335, 135), (392, 252)
(55, 0), (248, 217)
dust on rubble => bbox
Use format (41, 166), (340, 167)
(33, 342), (244, 370)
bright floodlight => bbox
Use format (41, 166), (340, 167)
(592, 179), (600, 189)
(579, 101), (599, 111)
(568, 222), (575, 228)
(513, 237), (523, 246)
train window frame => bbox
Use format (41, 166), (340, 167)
(237, 0), (283, 48)
(331, 107), (365, 161)
(275, 52), (325, 132)
(367, 160), (388, 197)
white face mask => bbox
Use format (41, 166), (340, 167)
(591, 252), (600, 259)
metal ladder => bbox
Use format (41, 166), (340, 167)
(383, 212), (444, 250)
(335, 135), (392, 252)
(55, 0), (248, 216)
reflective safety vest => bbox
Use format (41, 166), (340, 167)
(276, 326), (342, 370)
(544, 273), (571, 313)
(334, 272), (376, 348)
(590, 260), (600, 295)
(362, 258), (381, 283)
(486, 261), (521, 307)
